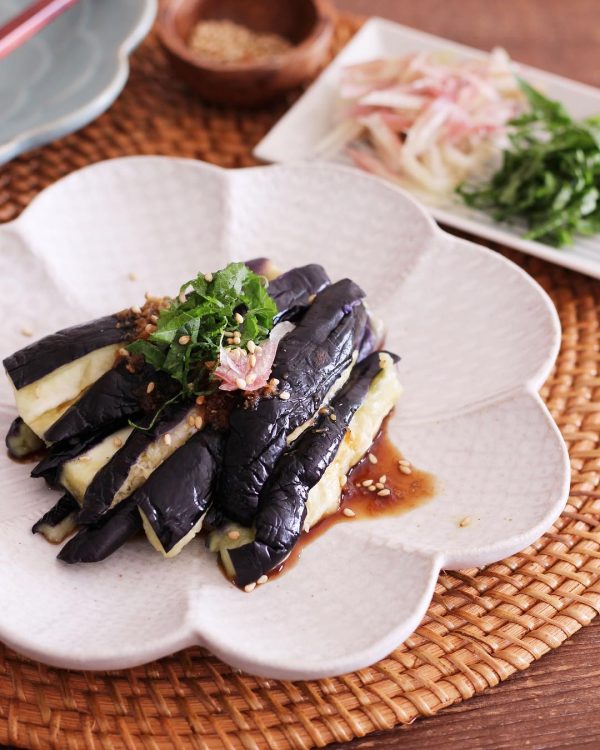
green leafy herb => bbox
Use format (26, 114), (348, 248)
(127, 263), (277, 394)
(458, 79), (600, 247)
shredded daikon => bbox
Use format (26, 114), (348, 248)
(318, 48), (526, 196)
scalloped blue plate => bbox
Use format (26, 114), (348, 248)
(0, 0), (157, 164)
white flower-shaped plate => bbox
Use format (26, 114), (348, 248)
(0, 0), (156, 164)
(0, 157), (569, 680)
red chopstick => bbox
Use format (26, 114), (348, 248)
(0, 0), (80, 59)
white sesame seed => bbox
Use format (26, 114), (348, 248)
(368, 485), (377, 492)
(223, 331), (234, 337)
(235, 377), (247, 390)
(279, 391), (290, 400)
(379, 474), (387, 484)
(398, 459), (411, 468)
(368, 453), (378, 464)
(146, 381), (155, 394)
(163, 433), (172, 446)
(247, 340), (256, 353)
(144, 323), (156, 334)
(375, 482), (384, 490)
(257, 575), (268, 585)
(244, 582), (256, 593)
(227, 338), (234, 345)
(362, 479), (373, 487)
(377, 489), (391, 497)
(195, 395), (205, 405)
(247, 354), (256, 368)
(188, 415), (196, 427)
(178, 335), (191, 345)
(247, 373), (257, 385)
(343, 508), (356, 518)
(399, 465), (412, 475)
(270, 378), (279, 386)
(194, 416), (204, 429)
(118, 348), (129, 358)
(113, 437), (123, 448)
(150, 314), (158, 324)
(308, 294), (316, 303)
(255, 345), (263, 353)
(131, 305), (142, 315)
(204, 272), (213, 282)
(459, 516), (472, 528)
(330, 414), (337, 422)
(178, 291), (187, 303)
(228, 530), (240, 540)
(128, 271), (138, 281)
(235, 312), (244, 324)
(20, 326), (33, 337)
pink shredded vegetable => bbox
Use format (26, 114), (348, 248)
(214, 321), (294, 392)
(318, 48), (526, 195)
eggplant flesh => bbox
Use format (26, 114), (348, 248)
(43, 360), (159, 444)
(267, 264), (330, 323)
(217, 352), (401, 586)
(3, 313), (136, 391)
(76, 402), (203, 524)
(11, 343), (123, 438)
(215, 278), (367, 526)
(5, 417), (44, 458)
(58, 496), (141, 564)
(136, 427), (224, 557)
(60, 425), (134, 503)
(32, 494), (79, 544)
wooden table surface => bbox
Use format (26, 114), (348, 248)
(1, 3), (598, 750)
(332, 1), (600, 749)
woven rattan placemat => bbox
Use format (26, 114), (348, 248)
(2, 12), (600, 750)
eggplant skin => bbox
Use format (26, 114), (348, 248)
(30, 426), (119, 485)
(5, 417), (44, 458)
(3, 313), (136, 391)
(32, 494), (79, 534)
(135, 427), (224, 554)
(268, 264), (330, 323)
(43, 360), (162, 444)
(215, 278), (367, 526)
(32, 494), (79, 543)
(77, 401), (198, 525)
(57, 497), (141, 564)
(228, 352), (388, 586)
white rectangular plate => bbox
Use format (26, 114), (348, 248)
(255, 18), (600, 279)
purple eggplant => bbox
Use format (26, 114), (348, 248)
(213, 279), (367, 527)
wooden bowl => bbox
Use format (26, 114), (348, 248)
(157, 0), (335, 107)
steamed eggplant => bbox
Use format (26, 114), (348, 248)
(58, 496), (142, 563)
(76, 402), (203, 524)
(32, 494), (79, 543)
(44, 360), (165, 444)
(136, 428), (224, 557)
(5, 417), (44, 458)
(3, 313), (137, 438)
(214, 352), (402, 586)
(267, 264), (330, 323)
(215, 279), (367, 526)
(31, 424), (124, 486)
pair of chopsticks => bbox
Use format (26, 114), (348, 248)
(0, 0), (80, 59)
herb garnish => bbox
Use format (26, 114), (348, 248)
(458, 79), (600, 247)
(128, 262), (277, 395)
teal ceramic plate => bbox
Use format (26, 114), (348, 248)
(0, 0), (157, 164)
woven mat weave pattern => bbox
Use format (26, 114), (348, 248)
(1, 13), (600, 750)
